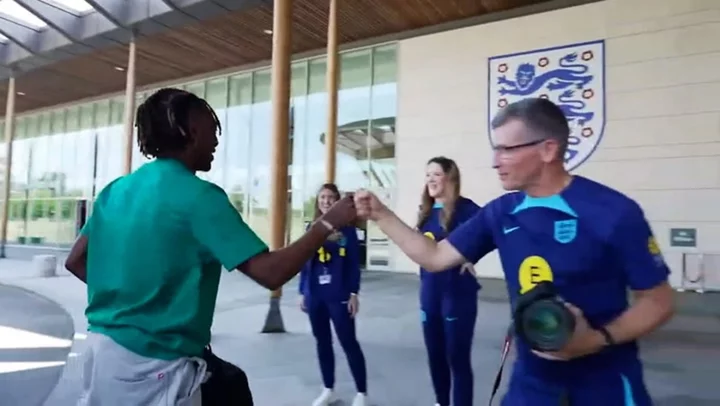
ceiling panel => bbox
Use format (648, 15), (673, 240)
(0, 0), (554, 114)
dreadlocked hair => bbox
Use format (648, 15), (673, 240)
(135, 87), (222, 158)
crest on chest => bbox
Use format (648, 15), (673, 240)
(553, 219), (577, 244)
(505, 193), (581, 247)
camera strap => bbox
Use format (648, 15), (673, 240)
(488, 324), (573, 406)
(488, 324), (514, 406)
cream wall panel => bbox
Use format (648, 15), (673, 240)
(391, 0), (720, 290)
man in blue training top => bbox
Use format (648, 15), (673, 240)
(354, 98), (674, 405)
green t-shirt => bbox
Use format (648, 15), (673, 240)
(82, 158), (268, 360)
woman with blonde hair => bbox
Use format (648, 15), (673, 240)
(416, 156), (481, 406)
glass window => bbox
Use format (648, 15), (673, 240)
(10, 117), (28, 196)
(79, 103), (98, 200)
(38, 110), (50, 139)
(24, 114), (38, 139)
(0, 119), (4, 201)
(56, 104), (95, 246)
(225, 74), (253, 219)
(373, 44), (398, 85)
(26, 112), (62, 246)
(95, 99), (122, 193)
(0, 43), (397, 253)
(304, 58), (329, 209)
(248, 69), (272, 244)
(289, 61), (308, 241)
(308, 58), (327, 95)
(110, 98), (124, 126)
(368, 44), (398, 189)
(366, 44), (398, 271)
(8, 117), (31, 244)
(205, 77), (229, 187)
(336, 49), (372, 192)
(186, 81), (206, 98)
(51, 110), (65, 134)
(80, 103), (94, 130)
(66, 106), (80, 132)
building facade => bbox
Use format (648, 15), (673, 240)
(393, 0), (720, 290)
(0, 44), (397, 260)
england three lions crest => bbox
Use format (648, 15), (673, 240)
(488, 40), (606, 171)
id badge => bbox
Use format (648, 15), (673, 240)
(318, 273), (332, 285)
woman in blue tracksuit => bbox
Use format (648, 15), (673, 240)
(299, 183), (368, 406)
(417, 156), (481, 406)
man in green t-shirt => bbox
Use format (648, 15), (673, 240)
(65, 88), (356, 406)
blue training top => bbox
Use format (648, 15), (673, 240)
(446, 176), (670, 383)
(418, 196), (482, 303)
(299, 225), (361, 302)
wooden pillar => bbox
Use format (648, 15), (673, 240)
(262, 0), (292, 333)
(324, 0), (339, 183)
(0, 76), (16, 258)
(122, 33), (137, 175)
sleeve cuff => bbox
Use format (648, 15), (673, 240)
(224, 245), (269, 272)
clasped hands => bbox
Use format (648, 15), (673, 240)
(316, 189), (383, 230)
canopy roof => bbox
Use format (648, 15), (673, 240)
(0, 0), (592, 114)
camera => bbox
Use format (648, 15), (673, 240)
(512, 281), (575, 352)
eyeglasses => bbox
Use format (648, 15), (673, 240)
(492, 138), (547, 155)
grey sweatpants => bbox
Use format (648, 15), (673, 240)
(77, 332), (207, 406)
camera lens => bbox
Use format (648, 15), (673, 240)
(520, 299), (575, 352)
(527, 307), (560, 333)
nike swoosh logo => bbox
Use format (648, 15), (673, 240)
(503, 226), (519, 234)
(445, 317), (458, 322)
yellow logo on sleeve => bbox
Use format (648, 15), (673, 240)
(647, 236), (666, 267)
(648, 236), (661, 255)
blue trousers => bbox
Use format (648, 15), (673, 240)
(308, 298), (367, 393)
(421, 294), (477, 406)
(502, 358), (653, 406)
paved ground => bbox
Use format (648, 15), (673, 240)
(1, 259), (720, 406)
(0, 284), (74, 406)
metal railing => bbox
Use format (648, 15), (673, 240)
(679, 252), (720, 293)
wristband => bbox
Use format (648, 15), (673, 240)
(597, 326), (615, 346)
(318, 219), (335, 232)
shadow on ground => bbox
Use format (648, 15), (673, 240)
(0, 284), (74, 406)
(2, 268), (719, 405)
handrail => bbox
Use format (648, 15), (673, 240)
(679, 252), (718, 293)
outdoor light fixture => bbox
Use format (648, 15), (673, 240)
(263, 29), (273, 35)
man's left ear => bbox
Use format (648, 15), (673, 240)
(541, 140), (560, 164)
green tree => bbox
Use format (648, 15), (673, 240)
(229, 193), (244, 213)
(227, 184), (245, 214)
(303, 196), (316, 220)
